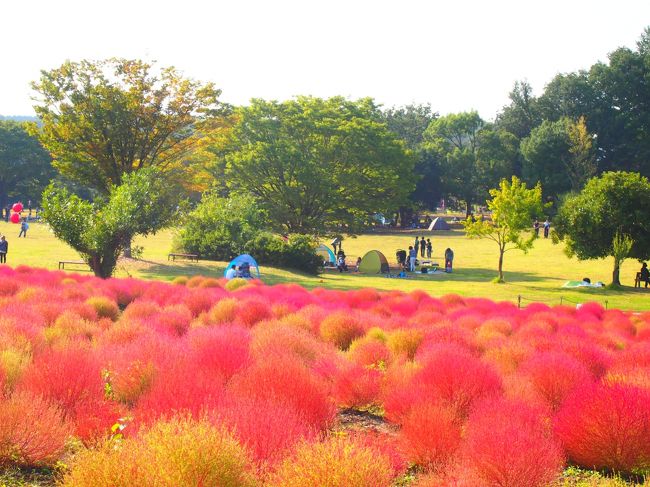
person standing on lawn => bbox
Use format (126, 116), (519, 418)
(414, 236), (420, 257)
(18, 218), (29, 238)
(426, 238), (432, 258)
(0, 236), (7, 263)
(420, 236), (426, 257)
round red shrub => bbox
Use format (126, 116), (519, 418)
(554, 383), (650, 473)
(319, 312), (366, 350)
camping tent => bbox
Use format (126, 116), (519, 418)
(428, 217), (450, 231)
(223, 254), (261, 278)
(358, 250), (390, 274)
(316, 244), (336, 266)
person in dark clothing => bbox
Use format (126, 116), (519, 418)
(414, 237), (420, 257)
(426, 239), (432, 258)
(18, 218), (28, 238)
(0, 236), (7, 263)
(640, 263), (650, 288)
(3, 206), (9, 223)
(533, 220), (540, 236)
(420, 236), (426, 257)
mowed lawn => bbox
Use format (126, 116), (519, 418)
(3, 220), (650, 311)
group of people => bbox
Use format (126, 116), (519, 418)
(405, 236), (454, 273)
(533, 219), (551, 238)
(225, 261), (252, 280)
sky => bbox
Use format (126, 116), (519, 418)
(2, 0), (649, 120)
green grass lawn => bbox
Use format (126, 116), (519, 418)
(3, 221), (650, 311)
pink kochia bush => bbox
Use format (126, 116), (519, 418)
(3, 266), (650, 484)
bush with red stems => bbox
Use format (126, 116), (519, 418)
(400, 401), (462, 471)
(0, 391), (70, 467)
(554, 383), (650, 473)
(319, 311), (366, 350)
(518, 351), (593, 410)
(459, 397), (564, 487)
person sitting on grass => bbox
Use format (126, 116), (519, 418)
(239, 262), (252, 278)
(337, 255), (348, 272)
(225, 264), (237, 280)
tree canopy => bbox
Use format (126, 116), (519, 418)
(464, 176), (546, 282)
(31, 58), (225, 196)
(41, 169), (180, 278)
(224, 96), (415, 234)
(553, 171), (650, 285)
(0, 120), (54, 207)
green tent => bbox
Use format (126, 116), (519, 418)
(358, 250), (390, 274)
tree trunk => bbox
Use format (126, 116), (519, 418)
(465, 200), (472, 218)
(498, 249), (504, 283)
(612, 263), (621, 286)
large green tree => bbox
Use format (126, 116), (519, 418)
(382, 104), (440, 225)
(41, 169), (179, 278)
(424, 111), (518, 216)
(464, 176), (546, 283)
(0, 121), (54, 207)
(224, 96), (415, 234)
(31, 58), (224, 196)
(521, 117), (596, 198)
(553, 171), (650, 286)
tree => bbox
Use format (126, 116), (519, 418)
(175, 192), (268, 260)
(553, 171), (650, 286)
(0, 121), (54, 207)
(464, 176), (545, 283)
(382, 104), (440, 225)
(424, 112), (518, 216)
(496, 80), (542, 140)
(224, 96), (415, 234)
(41, 169), (179, 278)
(521, 117), (596, 199)
(31, 58), (225, 196)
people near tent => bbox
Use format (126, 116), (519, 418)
(225, 264), (237, 280)
(426, 238), (432, 258)
(408, 246), (417, 272)
(640, 263), (650, 288)
(420, 236), (426, 257)
(239, 261), (252, 278)
(445, 247), (454, 273)
(396, 249), (407, 269)
(533, 219), (540, 237)
(337, 254), (348, 272)
(543, 218), (551, 238)
(355, 256), (362, 272)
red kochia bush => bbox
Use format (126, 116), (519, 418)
(0, 391), (69, 467)
(518, 351), (593, 411)
(459, 397), (564, 487)
(229, 355), (336, 430)
(400, 402), (462, 471)
(554, 383), (650, 473)
(319, 311), (366, 350)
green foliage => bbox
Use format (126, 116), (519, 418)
(554, 171), (650, 285)
(175, 192), (267, 260)
(521, 117), (596, 197)
(0, 121), (54, 207)
(224, 96), (415, 234)
(31, 58), (225, 195)
(245, 233), (323, 275)
(41, 168), (179, 277)
(424, 111), (518, 215)
(464, 176), (546, 282)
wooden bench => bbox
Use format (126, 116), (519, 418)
(58, 260), (89, 270)
(168, 253), (199, 262)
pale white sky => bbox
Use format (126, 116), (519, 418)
(2, 0), (649, 119)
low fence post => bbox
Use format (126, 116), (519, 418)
(517, 295), (521, 309)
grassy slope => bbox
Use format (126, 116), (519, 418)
(4, 221), (650, 311)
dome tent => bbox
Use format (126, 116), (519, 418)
(316, 244), (336, 265)
(428, 217), (450, 231)
(358, 250), (390, 274)
(223, 254), (261, 278)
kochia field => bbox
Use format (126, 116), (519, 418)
(0, 265), (649, 486)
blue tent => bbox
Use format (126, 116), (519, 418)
(316, 244), (336, 265)
(224, 254), (261, 278)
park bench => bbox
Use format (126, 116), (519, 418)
(58, 260), (89, 270)
(168, 253), (199, 262)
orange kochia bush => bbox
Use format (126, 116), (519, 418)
(0, 265), (649, 482)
